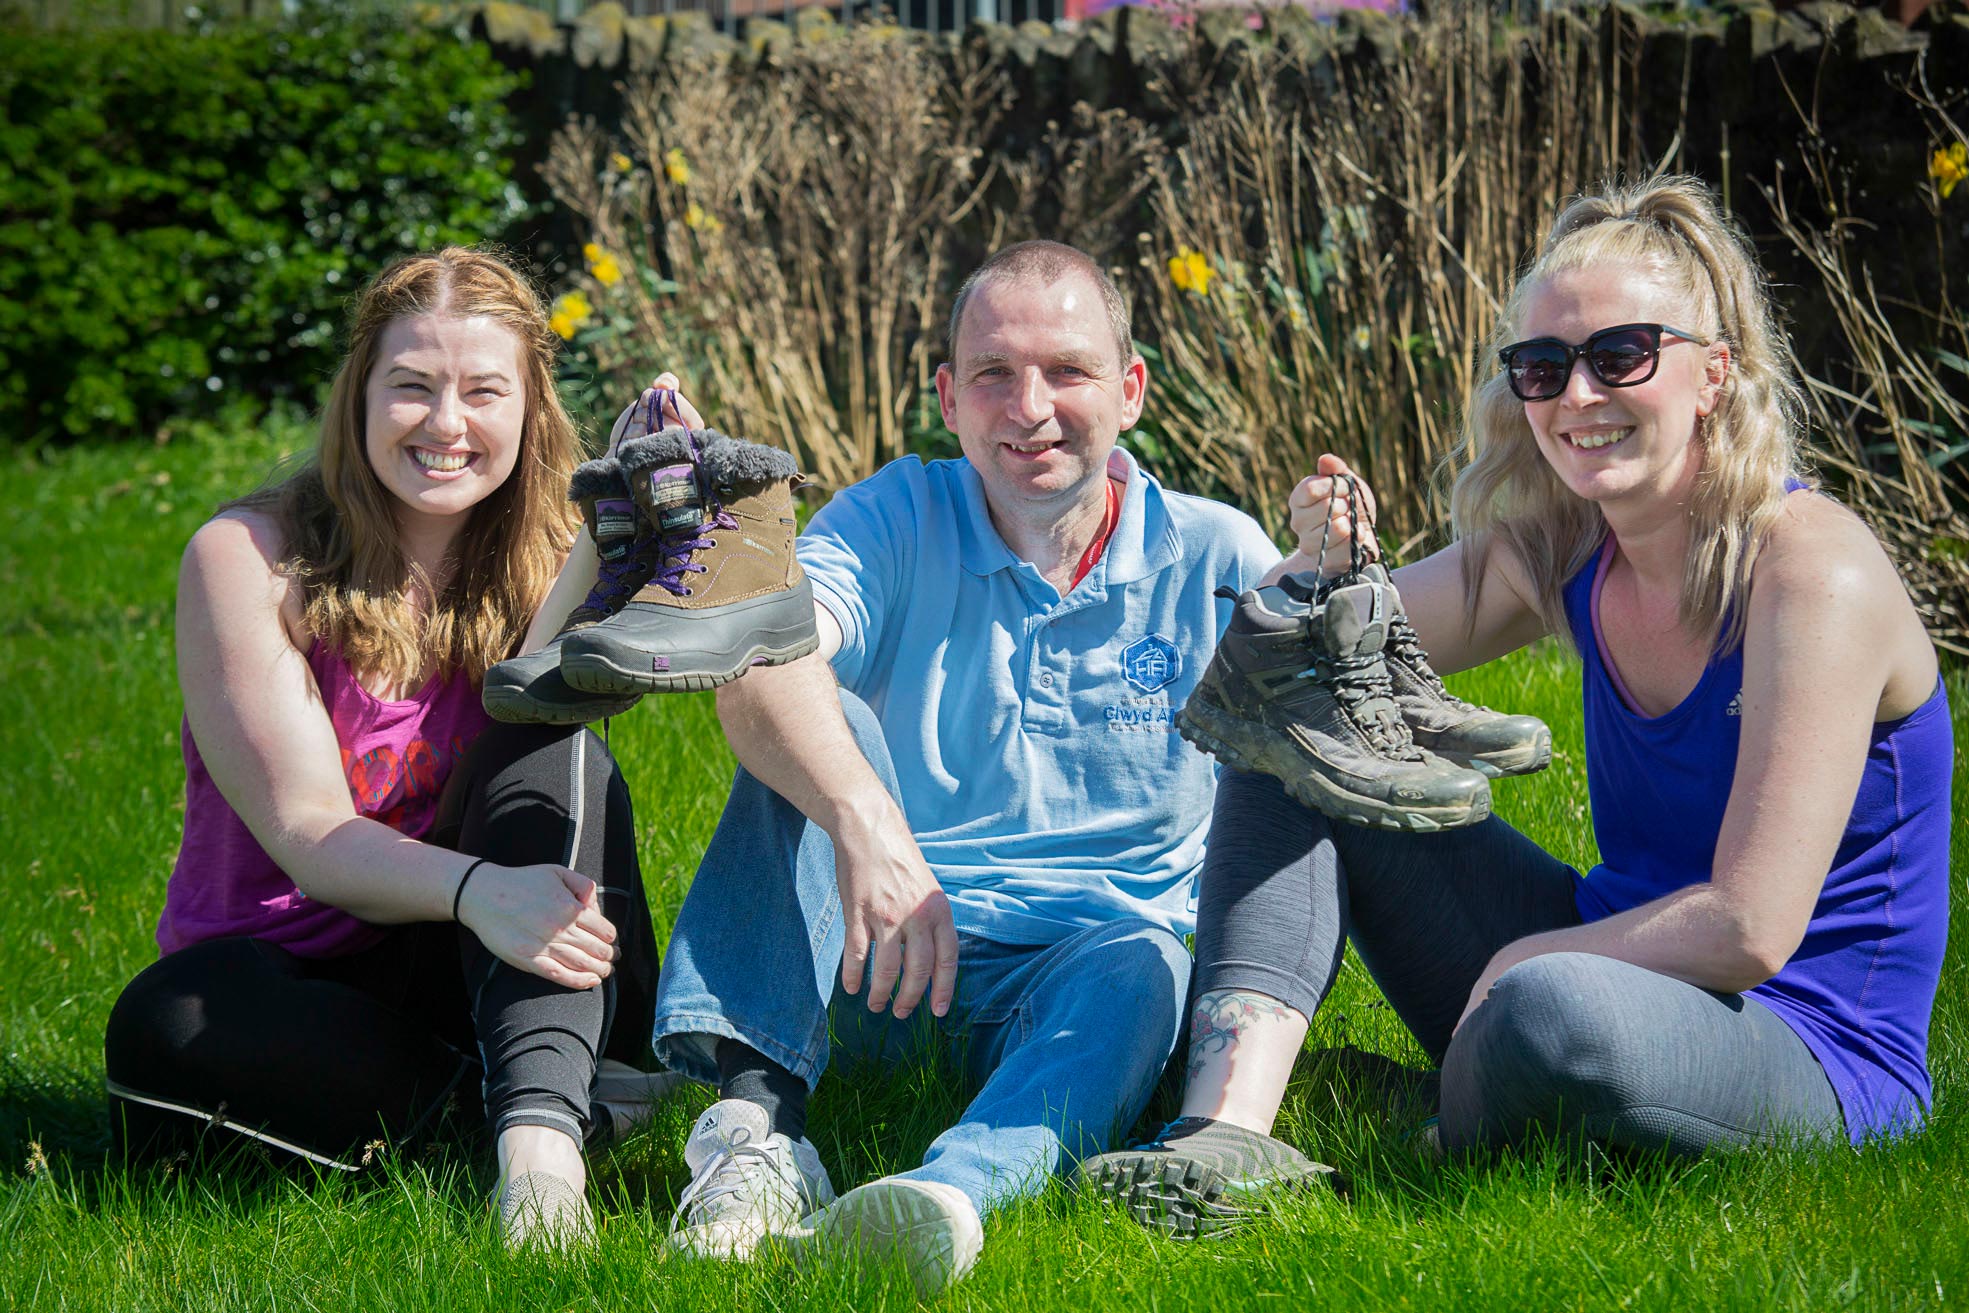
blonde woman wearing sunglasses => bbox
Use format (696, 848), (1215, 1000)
(1080, 175), (1951, 1235)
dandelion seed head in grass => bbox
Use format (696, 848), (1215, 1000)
(1930, 143), (1967, 199)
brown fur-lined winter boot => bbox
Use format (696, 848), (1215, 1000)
(559, 428), (817, 694)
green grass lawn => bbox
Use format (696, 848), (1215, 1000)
(2, 420), (1964, 1311)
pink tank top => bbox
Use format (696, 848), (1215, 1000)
(156, 641), (491, 959)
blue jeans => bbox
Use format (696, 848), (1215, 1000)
(651, 691), (1191, 1217)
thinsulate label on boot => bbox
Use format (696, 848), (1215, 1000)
(644, 465), (704, 533)
(591, 497), (640, 559)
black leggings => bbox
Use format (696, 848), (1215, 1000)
(1194, 769), (1844, 1157)
(104, 722), (658, 1170)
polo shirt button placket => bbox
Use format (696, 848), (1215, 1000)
(1022, 614), (1067, 733)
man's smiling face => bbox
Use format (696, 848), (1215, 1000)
(936, 269), (1145, 521)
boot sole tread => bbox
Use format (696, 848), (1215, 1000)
(1082, 1156), (1252, 1240)
(1177, 698), (1489, 832)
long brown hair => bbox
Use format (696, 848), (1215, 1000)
(1448, 175), (1806, 655)
(232, 248), (581, 686)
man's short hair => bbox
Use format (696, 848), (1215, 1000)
(945, 241), (1134, 367)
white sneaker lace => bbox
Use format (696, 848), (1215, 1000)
(671, 1140), (804, 1234)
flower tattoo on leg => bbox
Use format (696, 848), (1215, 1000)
(1188, 990), (1297, 1083)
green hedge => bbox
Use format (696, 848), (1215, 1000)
(0, 6), (529, 444)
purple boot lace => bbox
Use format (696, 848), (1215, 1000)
(648, 507), (740, 597)
(576, 549), (653, 617)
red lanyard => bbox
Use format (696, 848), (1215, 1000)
(1069, 477), (1123, 592)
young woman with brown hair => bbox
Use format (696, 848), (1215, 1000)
(104, 248), (673, 1248)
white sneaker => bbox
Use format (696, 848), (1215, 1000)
(664, 1099), (835, 1260)
(787, 1177), (983, 1299)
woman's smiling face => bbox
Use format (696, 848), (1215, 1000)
(1517, 264), (1728, 512)
(363, 313), (527, 531)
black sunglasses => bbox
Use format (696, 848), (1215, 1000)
(1497, 322), (1707, 403)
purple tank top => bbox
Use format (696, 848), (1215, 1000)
(1562, 534), (1952, 1142)
(156, 642), (491, 959)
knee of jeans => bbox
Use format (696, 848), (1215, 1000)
(1078, 920), (1192, 1042)
(1467, 953), (1632, 1107)
(832, 689), (902, 798)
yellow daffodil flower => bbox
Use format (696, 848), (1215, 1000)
(1930, 142), (1967, 199)
(581, 244), (623, 288)
(550, 290), (594, 340)
(1167, 247), (1212, 297)
(666, 148), (691, 187)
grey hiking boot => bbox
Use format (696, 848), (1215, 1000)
(560, 428), (818, 695)
(1351, 565), (1550, 778)
(665, 1099), (836, 1261)
(1075, 1117), (1343, 1239)
(481, 454), (651, 725)
(1179, 577), (1491, 831)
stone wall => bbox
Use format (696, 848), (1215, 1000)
(451, 0), (1966, 372)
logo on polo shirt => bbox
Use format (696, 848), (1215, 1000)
(1120, 634), (1180, 694)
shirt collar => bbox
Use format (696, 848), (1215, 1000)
(954, 446), (1182, 583)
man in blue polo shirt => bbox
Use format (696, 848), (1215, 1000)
(650, 242), (1283, 1295)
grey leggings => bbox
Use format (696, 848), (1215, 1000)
(1194, 769), (1844, 1156)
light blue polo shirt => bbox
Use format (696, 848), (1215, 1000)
(798, 448), (1280, 945)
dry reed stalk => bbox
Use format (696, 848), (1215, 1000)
(546, 31), (1008, 489)
(1132, 7), (1647, 550)
(991, 102), (1165, 268)
(1762, 58), (1969, 655)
